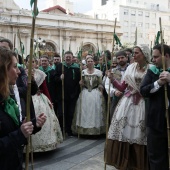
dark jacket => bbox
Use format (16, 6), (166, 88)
(0, 96), (27, 170)
(16, 66), (40, 134)
(54, 62), (80, 101)
(140, 69), (170, 131)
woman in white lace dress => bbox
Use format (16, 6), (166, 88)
(105, 45), (153, 170)
(72, 55), (106, 135)
(26, 58), (63, 152)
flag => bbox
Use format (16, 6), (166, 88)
(155, 31), (160, 45)
(114, 33), (122, 47)
(30, 0), (39, 17)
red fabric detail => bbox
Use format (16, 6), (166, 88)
(112, 80), (128, 92)
(39, 80), (52, 102)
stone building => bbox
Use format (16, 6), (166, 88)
(88, 0), (170, 46)
(0, 0), (122, 58)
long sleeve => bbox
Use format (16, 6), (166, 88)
(140, 69), (158, 98)
(105, 77), (116, 97)
(112, 79), (128, 92)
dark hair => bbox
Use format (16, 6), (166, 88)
(26, 55), (36, 63)
(0, 38), (13, 50)
(65, 51), (73, 56)
(40, 55), (49, 60)
(153, 44), (170, 56)
(115, 51), (127, 58)
(93, 55), (99, 61)
(53, 53), (60, 58)
(105, 50), (111, 60)
(125, 48), (132, 53)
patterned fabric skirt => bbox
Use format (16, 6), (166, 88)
(72, 88), (106, 135)
(31, 93), (63, 152)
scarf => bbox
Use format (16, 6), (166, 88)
(39, 66), (52, 83)
(4, 96), (20, 126)
(63, 62), (79, 80)
(150, 65), (170, 75)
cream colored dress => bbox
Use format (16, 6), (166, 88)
(31, 69), (63, 152)
(108, 63), (152, 145)
(72, 68), (106, 135)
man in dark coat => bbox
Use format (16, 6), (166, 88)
(55, 51), (80, 136)
(140, 44), (170, 170)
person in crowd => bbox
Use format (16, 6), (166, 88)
(125, 48), (133, 63)
(94, 55), (101, 70)
(39, 55), (56, 109)
(72, 56), (79, 65)
(111, 57), (118, 69)
(105, 51), (129, 119)
(0, 38), (13, 50)
(0, 47), (46, 170)
(105, 45), (153, 170)
(55, 51), (80, 136)
(102, 50), (112, 76)
(72, 55), (106, 135)
(140, 44), (170, 170)
(0, 38), (44, 133)
(26, 57), (63, 152)
(52, 53), (61, 70)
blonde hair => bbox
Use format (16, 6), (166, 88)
(0, 47), (14, 99)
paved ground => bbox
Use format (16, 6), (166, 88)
(29, 135), (117, 170)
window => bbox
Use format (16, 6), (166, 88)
(131, 22), (136, 27)
(145, 12), (149, 17)
(152, 24), (156, 29)
(139, 33), (143, 38)
(151, 13), (156, 19)
(138, 11), (143, 16)
(145, 23), (149, 28)
(124, 32), (128, 38)
(124, 21), (129, 26)
(124, 9), (129, 15)
(131, 10), (136, 16)
(138, 22), (143, 27)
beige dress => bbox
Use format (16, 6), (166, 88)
(31, 69), (63, 152)
(105, 63), (152, 170)
(72, 68), (106, 135)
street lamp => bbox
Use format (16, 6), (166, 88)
(34, 37), (46, 58)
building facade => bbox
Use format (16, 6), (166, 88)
(88, 0), (170, 46)
(0, 0), (122, 58)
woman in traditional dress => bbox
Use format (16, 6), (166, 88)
(26, 58), (63, 152)
(72, 55), (106, 135)
(105, 45), (152, 170)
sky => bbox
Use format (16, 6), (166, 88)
(14, 0), (92, 13)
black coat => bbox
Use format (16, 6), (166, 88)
(54, 63), (80, 101)
(0, 96), (27, 170)
(140, 69), (170, 131)
(16, 66), (40, 134)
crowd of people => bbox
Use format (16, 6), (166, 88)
(0, 37), (170, 170)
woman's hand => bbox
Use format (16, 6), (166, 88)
(79, 80), (84, 86)
(114, 90), (123, 97)
(36, 113), (47, 128)
(20, 118), (34, 138)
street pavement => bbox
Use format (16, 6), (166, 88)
(31, 135), (117, 170)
